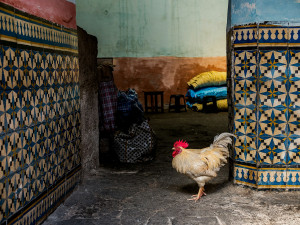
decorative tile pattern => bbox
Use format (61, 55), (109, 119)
(287, 168), (300, 187)
(233, 25), (257, 47)
(234, 25), (300, 48)
(287, 50), (300, 165)
(11, 167), (80, 225)
(258, 25), (288, 46)
(234, 165), (292, 189)
(257, 168), (287, 188)
(289, 27), (300, 47)
(258, 50), (289, 165)
(0, 7), (16, 42)
(0, 2), (80, 224)
(233, 50), (257, 164)
(234, 164), (257, 188)
(0, 5), (78, 53)
(232, 24), (300, 189)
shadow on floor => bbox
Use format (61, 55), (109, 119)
(43, 110), (300, 225)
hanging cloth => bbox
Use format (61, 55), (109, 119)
(99, 80), (118, 133)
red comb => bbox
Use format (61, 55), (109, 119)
(173, 140), (189, 148)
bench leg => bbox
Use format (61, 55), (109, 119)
(144, 93), (148, 113)
(161, 93), (164, 112)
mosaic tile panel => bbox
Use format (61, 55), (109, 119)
(234, 164), (257, 188)
(233, 50), (257, 164)
(0, 5), (78, 53)
(287, 168), (300, 188)
(257, 168), (287, 188)
(232, 24), (300, 189)
(233, 25), (257, 47)
(287, 50), (300, 165)
(0, 2), (81, 224)
(234, 25), (300, 48)
(289, 27), (300, 46)
(234, 165), (294, 189)
(0, 48), (79, 91)
(10, 167), (80, 225)
(258, 50), (289, 165)
(258, 25), (289, 46)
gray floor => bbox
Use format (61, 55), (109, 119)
(43, 110), (300, 225)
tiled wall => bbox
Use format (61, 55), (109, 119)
(0, 3), (81, 224)
(231, 24), (300, 189)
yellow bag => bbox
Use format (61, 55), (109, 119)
(192, 99), (228, 111)
(187, 71), (227, 89)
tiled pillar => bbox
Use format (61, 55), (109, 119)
(231, 24), (300, 189)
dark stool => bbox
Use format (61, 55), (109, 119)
(202, 96), (218, 112)
(169, 95), (187, 112)
(144, 91), (164, 113)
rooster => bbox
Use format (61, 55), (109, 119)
(172, 133), (234, 201)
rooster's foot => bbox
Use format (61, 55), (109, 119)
(188, 187), (206, 202)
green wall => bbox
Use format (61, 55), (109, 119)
(76, 0), (228, 58)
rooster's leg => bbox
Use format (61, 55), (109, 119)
(188, 187), (206, 202)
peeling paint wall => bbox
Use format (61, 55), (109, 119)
(113, 56), (227, 105)
(1, 0), (77, 29)
(229, 0), (300, 28)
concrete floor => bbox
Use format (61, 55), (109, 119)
(43, 110), (300, 225)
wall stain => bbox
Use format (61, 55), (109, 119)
(113, 56), (226, 107)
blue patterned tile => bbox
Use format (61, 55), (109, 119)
(233, 50), (257, 164)
(233, 24), (300, 189)
(0, 45), (4, 91)
(5, 172), (23, 218)
(15, 15), (32, 47)
(22, 165), (34, 206)
(234, 164), (257, 188)
(0, 2), (80, 223)
(258, 25), (288, 46)
(257, 169), (287, 188)
(233, 26), (257, 46)
(2, 46), (18, 90)
(289, 49), (300, 108)
(0, 7), (16, 42)
(257, 50), (289, 165)
(0, 4), (80, 223)
(289, 27), (300, 46)
(18, 49), (33, 89)
(0, 177), (9, 222)
(287, 169), (300, 187)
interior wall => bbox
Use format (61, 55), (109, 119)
(0, 1), (80, 224)
(76, 0), (228, 106)
(113, 56), (227, 105)
(76, 0), (228, 58)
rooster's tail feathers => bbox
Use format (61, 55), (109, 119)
(211, 133), (235, 157)
(213, 133), (235, 147)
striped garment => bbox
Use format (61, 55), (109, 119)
(99, 81), (118, 132)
